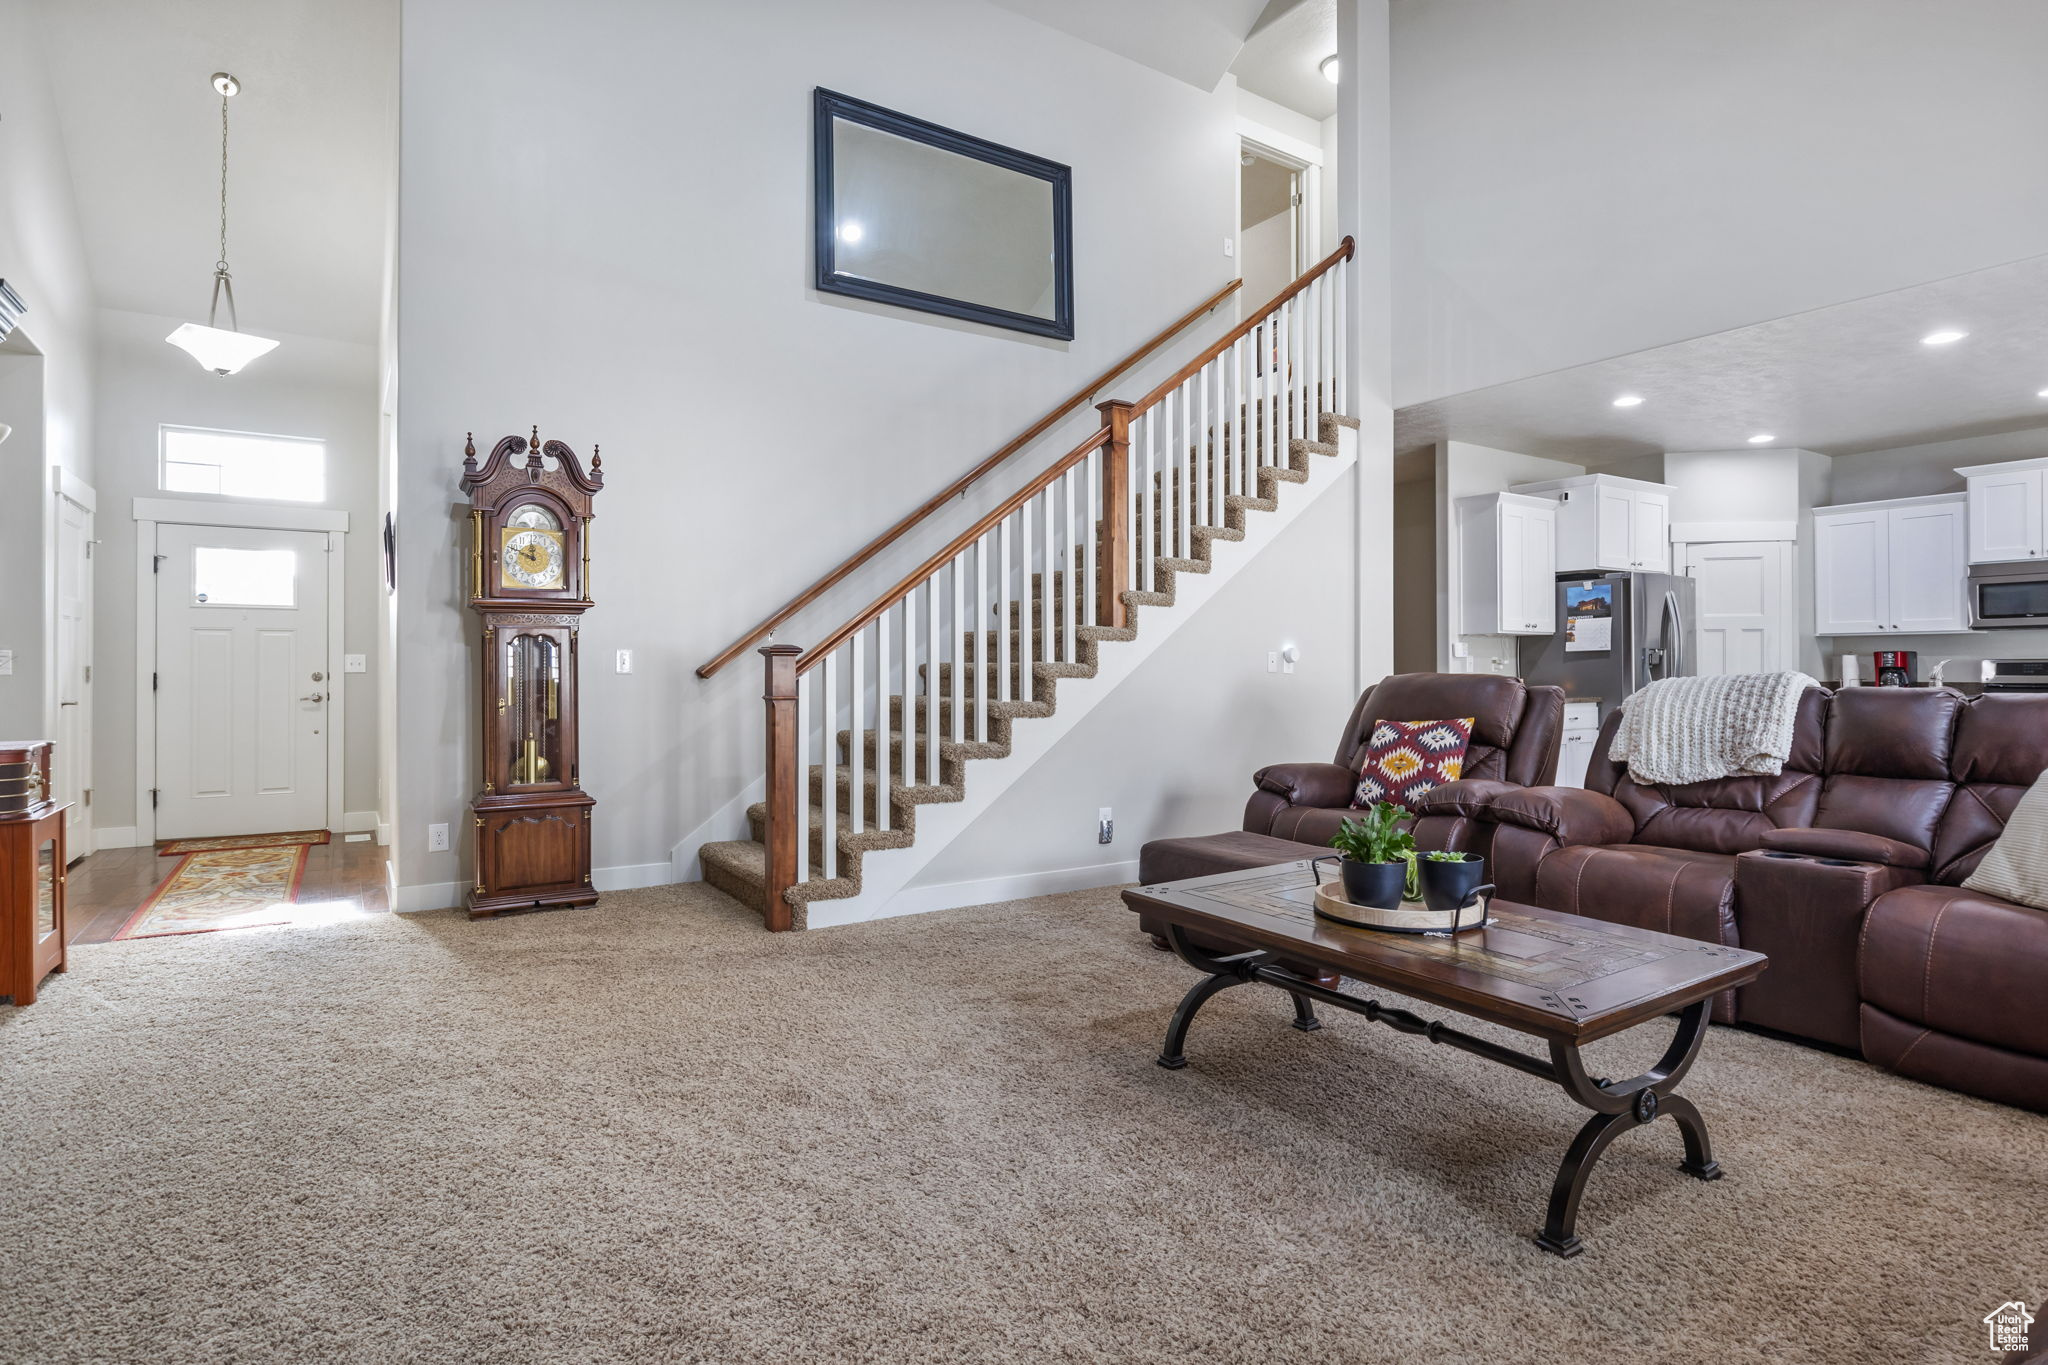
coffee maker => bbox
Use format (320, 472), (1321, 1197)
(1873, 650), (1918, 687)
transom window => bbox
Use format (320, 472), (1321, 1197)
(160, 425), (326, 502)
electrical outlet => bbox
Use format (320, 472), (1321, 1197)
(1492, 656), (1510, 673)
(1451, 641), (1470, 660)
(1098, 807), (1114, 845)
(1266, 650), (1279, 673)
(427, 822), (449, 853)
(344, 653), (367, 673)
(616, 649), (633, 674)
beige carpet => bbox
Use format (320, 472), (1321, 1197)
(0, 883), (2040, 1365)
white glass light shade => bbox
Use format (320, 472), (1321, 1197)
(166, 322), (280, 376)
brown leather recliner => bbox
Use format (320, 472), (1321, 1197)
(1424, 685), (2048, 1112)
(1136, 673), (1565, 889)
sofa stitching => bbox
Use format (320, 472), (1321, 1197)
(1661, 859), (1685, 935)
(1890, 1025), (1935, 1072)
(1920, 901), (1952, 1024)
(1568, 847), (1594, 915)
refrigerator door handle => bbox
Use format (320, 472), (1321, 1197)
(1661, 588), (1686, 679)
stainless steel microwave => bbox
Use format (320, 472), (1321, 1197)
(1966, 560), (2048, 628)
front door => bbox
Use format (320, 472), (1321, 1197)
(54, 488), (93, 859)
(155, 524), (330, 839)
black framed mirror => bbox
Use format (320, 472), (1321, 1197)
(813, 89), (1074, 340)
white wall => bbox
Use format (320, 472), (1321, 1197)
(1813, 425), (2048, 681)
(395, 0), (1264, 902)
(1434, 440), (1582, 674)
(1392, 0), (2048, 405)
(90, 309), (382, 838)
(0, 0), (96, 760)
(1664, 448), (1805, 536)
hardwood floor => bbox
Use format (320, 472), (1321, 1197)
(66, 839), (392, 945)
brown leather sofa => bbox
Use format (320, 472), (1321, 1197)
(1419, 686), (2048, 1111)
(1136, 674), (1565, 955)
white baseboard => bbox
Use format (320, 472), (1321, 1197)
(395, 860), (676, 914)
(95, 826), (142, 850)
(810, 857), (1140, 927)
(376, 823), (392, 847)
(394, 881), (464, 913)
(342, 809), (379, 834)
(594, 861), (673, 892)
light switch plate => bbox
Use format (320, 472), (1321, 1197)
(616, 649), (633, 674)
(1223, 236), (1235, 258)
(344, 653), (367, 673)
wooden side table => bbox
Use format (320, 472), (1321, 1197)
(0, 740), (68, 1006)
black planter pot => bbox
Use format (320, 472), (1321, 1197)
(1340, 859), (1407, 910)
(1419, 857), (1487, 913)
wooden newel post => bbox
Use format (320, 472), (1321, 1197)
(1095, 399), (1134, 629)
(760, 644), (803, 932)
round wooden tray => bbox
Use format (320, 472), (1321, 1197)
(1312, 883), (1491, 935)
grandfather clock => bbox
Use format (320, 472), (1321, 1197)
(462, 428), (603, 918)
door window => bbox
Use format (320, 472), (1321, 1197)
(192, 546), (297, 607)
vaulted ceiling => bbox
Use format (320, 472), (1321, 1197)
(985, 0), (1273, 91)
(32, 0), (397, 346)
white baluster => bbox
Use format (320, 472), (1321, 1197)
(795, 668), (809, 885)
(1327, 258), (1343, 413)
(1016, 501), (1032, 705)
(1196, 363), (1210, 535)
(848, 629), (864, 837)
(820, 650), (837, 879)
(1264, 318), (1278, 470)
(1141, 409), (1155, 592)
(874, 609), (889, 831)
(900, 593), (914, 793)
(1179, 380), (1193, 557)
(1083, 447), (1099, 634)
(924, 571), (938, 786)
(1062, 468), (1078, 660)
(997, 515), (1011, 713)
(1039, 484), (1054, 669)
(972, 537), (987, 743)
(950, 552), (964, 748)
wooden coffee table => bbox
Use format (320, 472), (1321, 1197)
(1123, 861), (1768, 1257)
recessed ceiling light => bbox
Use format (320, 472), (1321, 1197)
(1611, 394), (1645, 408)
(1921, 329), (1967, 346)
(1320, 55), (1339, 84)
(1747, 434), (1775, 445)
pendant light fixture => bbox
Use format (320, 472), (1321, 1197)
(165, 73), (279, 376)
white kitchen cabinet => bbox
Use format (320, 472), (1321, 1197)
(1957, 458), (2048, 564)
(1812, 494), (1968, 636)
(1457, 492), (1557, 636)
(1510, 473), (1673, 573)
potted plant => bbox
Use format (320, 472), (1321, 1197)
(1327, 803), (1414, 910)
(1416, 849), (1488, 913)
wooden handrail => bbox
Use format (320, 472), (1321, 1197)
(696, 277), (1244, 679)
(1132, 236), (1354, 416)
(797, 425), (1111, 672)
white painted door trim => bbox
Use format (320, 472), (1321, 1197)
(132, 497), (348, 845)
(52, 470), (95, 859)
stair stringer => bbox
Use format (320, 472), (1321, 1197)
(802, 422), (1357, 928)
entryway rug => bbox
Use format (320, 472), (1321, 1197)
(113, 845), (311, 940)
(157, 829), (331, 856)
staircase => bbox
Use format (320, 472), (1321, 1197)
(698, 240), (1358, 928)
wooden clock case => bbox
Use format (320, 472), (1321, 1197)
(461, 429), (603, 918)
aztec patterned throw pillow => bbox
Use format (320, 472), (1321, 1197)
(1352, 717), (1476, 813)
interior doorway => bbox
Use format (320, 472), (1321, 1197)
(1239, 145), (1301, 308)
(53, 477), (94, 861)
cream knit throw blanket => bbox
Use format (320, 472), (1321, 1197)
(1608, 671), (1820, 785)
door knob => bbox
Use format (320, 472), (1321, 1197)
(301, 692), (326, 703)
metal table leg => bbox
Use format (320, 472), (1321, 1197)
(1535, 999), (1719, 1258)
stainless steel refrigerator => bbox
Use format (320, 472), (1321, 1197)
(1518, 572), (1696, 726)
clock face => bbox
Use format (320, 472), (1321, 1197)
(501, 528), (566, 590)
